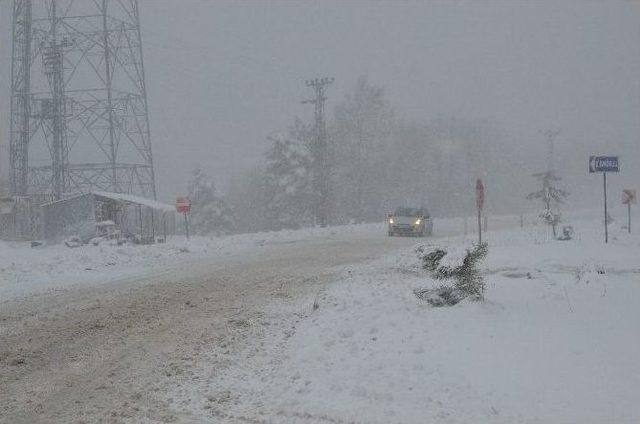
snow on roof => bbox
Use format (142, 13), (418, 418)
(40, 192), (93, 208)
(96, 220), (116, 226)
(92, 191), (175, 212)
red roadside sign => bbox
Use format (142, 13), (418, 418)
(476, 178), (485, 210)
(176, 197), (191, 214)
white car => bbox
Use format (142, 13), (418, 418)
(387, 207), (433, 237)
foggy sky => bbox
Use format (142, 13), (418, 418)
(1, 0), (639, 207)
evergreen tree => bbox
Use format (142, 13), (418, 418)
(263, 124), (314, 230)
(527, 170), (569, 237)
(332, 76), (394, 223)
(187, 167), (234, 236)
(226, 168), (272, 233)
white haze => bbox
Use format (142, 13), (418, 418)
(0, 0), (639, 215)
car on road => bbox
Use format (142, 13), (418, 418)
(387, 207), (433, 237)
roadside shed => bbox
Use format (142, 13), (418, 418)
(42, 192), (176, 244)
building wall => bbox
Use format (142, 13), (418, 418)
(43, 194), (96, 243)
(0, 196), (41, 241)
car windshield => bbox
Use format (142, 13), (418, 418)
(394, 207), (427, 217)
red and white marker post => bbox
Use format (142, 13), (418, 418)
(622, 189), (636, 234)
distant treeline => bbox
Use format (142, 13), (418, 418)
(219, 76), (531, 233)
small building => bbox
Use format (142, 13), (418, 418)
(42, 192), (176, 244)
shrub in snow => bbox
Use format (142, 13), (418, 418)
(417, 243), (489, 305)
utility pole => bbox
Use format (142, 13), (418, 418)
(603, 171), (608, 243)
(303, 77), (334, 227)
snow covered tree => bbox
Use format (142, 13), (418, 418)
(331, 76), (395, 223)
(226, 168), (272, 233)
(263, 123), (314, 230)
(187, 167), (234, 236)
(526, 170), (569, 237)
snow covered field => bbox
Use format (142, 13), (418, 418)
(166, 216), (640, 423)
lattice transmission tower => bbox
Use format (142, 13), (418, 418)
(10, 0), (156, 200)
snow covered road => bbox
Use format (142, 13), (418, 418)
(2, 214), (638, 423)
(1, 223), (419, 423)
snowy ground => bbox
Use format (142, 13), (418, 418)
(0, 224), (382, 301)
(0, 212), (525, 301)
(166, 216), (640, 423)
(2, 211), (639, 423)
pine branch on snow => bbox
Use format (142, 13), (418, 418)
(421, 249), (447, 271)
(416, 243), (489, 305)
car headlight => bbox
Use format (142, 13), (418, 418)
(415, 219), (421, 225)
(389, 218), (394, 224)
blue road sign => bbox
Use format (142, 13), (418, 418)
(589, 156), (619, 173)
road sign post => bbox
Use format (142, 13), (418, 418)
(476, 178), (484, 245)
(622, 189), (636, 234)
(604, 172), (608, 243)
(589, 156), (619, 243)
(183, 213), (189, 240)
(176, 197), (192, 240)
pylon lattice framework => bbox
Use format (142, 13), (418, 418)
(10, 0), (156, 200)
